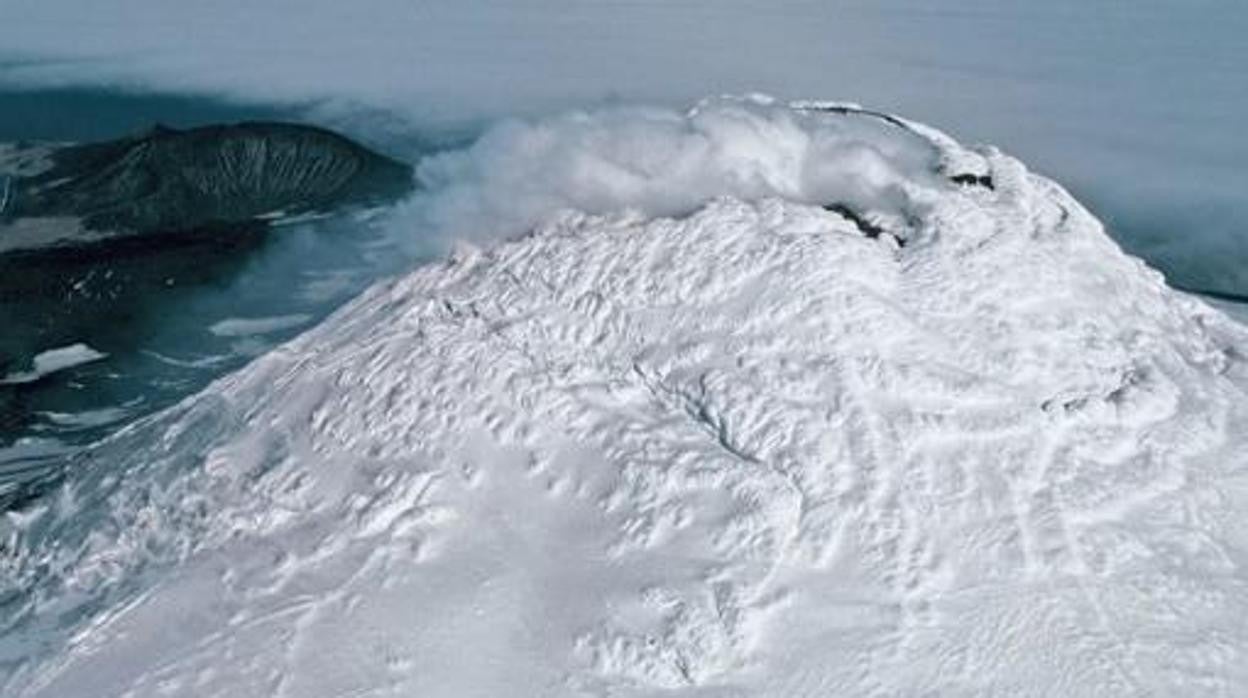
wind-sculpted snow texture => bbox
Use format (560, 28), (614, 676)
(2, 100), (1248, 697)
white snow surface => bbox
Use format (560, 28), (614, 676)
(3, 100), (1248, 697)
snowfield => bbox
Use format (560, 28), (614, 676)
(3, 99), (1248, 697)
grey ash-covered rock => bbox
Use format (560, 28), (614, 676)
(1, 121), (413, 244)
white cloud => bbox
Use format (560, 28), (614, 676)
(405, 98), (942, 245)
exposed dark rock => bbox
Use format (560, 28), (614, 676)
(951, 173), (995, 190)
(823, 203), (904, 247)
(0, 175), (13, 215)
(800, 104), (913, 132)
(1, 121), (413, 250)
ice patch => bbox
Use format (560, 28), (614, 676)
(1, 343), (106, 385)
(37, 407), (132, 430)
(208, 314), (312, 338)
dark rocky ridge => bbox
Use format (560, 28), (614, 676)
(1, 121), (413, 249)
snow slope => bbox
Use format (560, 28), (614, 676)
(2, 99), (1248, 697)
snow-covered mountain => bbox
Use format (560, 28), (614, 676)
(2, 98), (1247, 697)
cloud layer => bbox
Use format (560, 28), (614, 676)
(407, 98), (941, 245)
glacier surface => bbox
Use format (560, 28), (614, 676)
(2, 99), (1247, 697)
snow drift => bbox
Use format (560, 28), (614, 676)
(2, 98), (1247, 697)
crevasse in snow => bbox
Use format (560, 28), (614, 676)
(2, 98), (1247, 697)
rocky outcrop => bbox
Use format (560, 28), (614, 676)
(1, 122), (413, 249)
